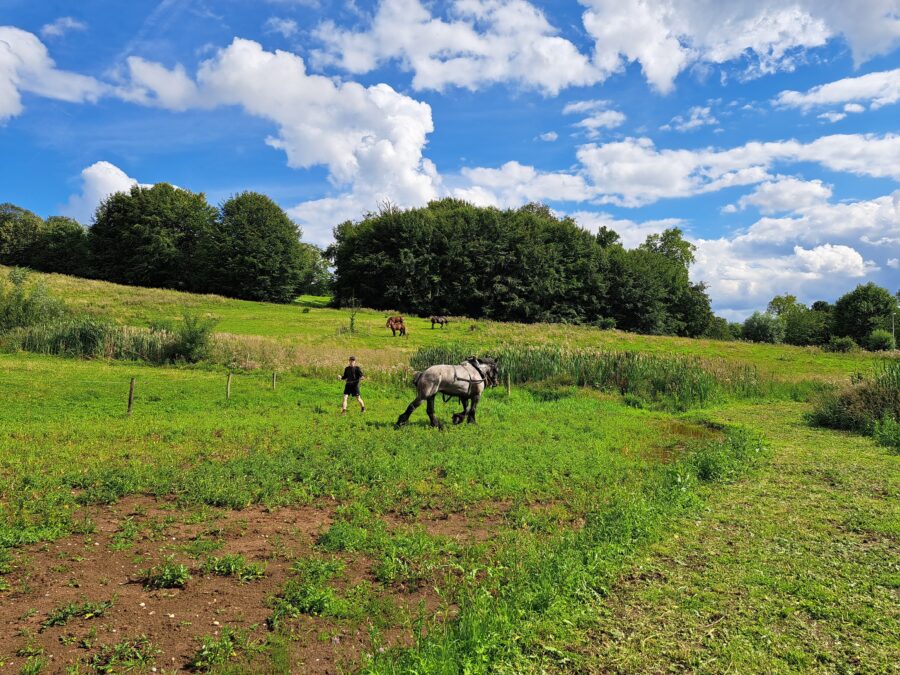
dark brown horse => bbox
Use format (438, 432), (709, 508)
(430, 316), (449, 329)
(386, 316), (406, 337)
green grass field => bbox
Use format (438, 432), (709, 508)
(0, 269), (897, 673)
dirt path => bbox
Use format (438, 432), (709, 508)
(583, 402), (899, 673)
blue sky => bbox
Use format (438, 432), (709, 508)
(1, 0), (898, 317)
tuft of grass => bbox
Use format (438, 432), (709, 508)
(188, 626), (261, 671)
(19, 655), (47, 675)
(201, 554), (266, 582)
(88, 636), (159, 673)
(140, 556), (190, 590)
(41, 598), (115, 630)
(268, 557), (347, 629)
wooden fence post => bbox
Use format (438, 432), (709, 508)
(506, 372), (511, 396)
(127, 377), (136, 416)
(226, 372), (232, 400)
(272, 371), (277, 390)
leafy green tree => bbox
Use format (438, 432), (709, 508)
(0, 203), (44, 267)
(639, 227), (696, 268)
(767, 294), (802, 317)
(783, 307), (830, 346)
(832, 283), (896, 344)
(197, 192), (306, 303)
(30, 216), (89, 275)
(742, 312), (785, 343)
(704, 316), (734, 341)
(330, 202), (710, 334)
(89, 183), (217, 290)
(297, 244), (333, 295)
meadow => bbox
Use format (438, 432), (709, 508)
(0, 268), (897, 673)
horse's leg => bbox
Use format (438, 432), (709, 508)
(395, 396), (422, 428)
(467, 394), (480, 424)
(426, 394), (443, 429)
(453, 397), (469, 425)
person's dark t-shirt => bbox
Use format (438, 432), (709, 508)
(342, 365), (363, 395)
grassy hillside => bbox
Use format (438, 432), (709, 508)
(0, 268), (897, 673)
(7, 266), (882, 379)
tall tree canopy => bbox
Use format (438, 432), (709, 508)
(196, 192), (307, 303)
(329, 200), (713, 335)
(89, 183), (218, 290)
(832, 283), (897, 344)
(0, 203), (44, 267)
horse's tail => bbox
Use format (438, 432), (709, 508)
(412, 370), (423, 387)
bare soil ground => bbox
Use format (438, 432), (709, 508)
(0, 496), (469, 673)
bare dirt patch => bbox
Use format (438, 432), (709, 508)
(0, 496), (445, 673)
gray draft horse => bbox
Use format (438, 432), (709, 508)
(395, 357), (499, 429)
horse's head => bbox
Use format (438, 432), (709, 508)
(476, 357), (499, 387)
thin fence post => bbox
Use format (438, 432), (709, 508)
(506, 372), (511, 396)
(272, 371), (277, 390)
(226, 372), (232, 400)
(127, 377), (136, 416)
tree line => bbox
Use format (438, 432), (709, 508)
(0, 186), (330, 303)
(724, 285), (899, 351)
(329, 199), (713, 336)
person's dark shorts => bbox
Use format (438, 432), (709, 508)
(343, 382), (360, 396)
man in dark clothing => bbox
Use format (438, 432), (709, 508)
(340, 356), (365, 414)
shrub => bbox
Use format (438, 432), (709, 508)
(0, 268), (67, 331)
(823, 336), (858, 353)
(808, 360), (900, 435)
(866, 329), (896, 352)
(169, 312), (217, 363)
(874, 416), (900, 453)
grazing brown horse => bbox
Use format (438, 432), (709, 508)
(386, 316), (406, 337)
(430, 316), (449, 329)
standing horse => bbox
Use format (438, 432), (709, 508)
(430, 316), (449, 329)
(395, 357), (498, 429)
(386, 316), (406, 337)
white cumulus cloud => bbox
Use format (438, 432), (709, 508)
(454, 161), (593, 208)
(61, 161), (145, 224)
(732, 176), (832, 215)
(264, 17), (299, 38)
(40, 17), (88, 39)
(661, 105), (718, 132)
(0, 26), (106, 121)
(576, 133), (900, 207)
(580, 0), (899, 93)
(117, 37), (441, 244)
(775, 67), (900, 111)
(311, 0), (601, 95)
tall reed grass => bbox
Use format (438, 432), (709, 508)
(1, 316), (215, 364)
(411, 343), (765, 409)
(808, 358), (900, 448)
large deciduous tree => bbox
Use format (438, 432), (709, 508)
(0, 203), (43, 267)
(197, 192), (307, 303)
(89, 184), (217, 290)
(832, 283), (896, 344)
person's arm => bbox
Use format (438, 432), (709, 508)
(358, 368), (364, 381)
(340, 368), (348, 381)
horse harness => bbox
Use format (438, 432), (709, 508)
(443, 358), (488, 401)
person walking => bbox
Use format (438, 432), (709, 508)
(340, 356), (365, 414)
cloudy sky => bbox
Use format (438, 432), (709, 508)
(1, 0), (898, 318)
